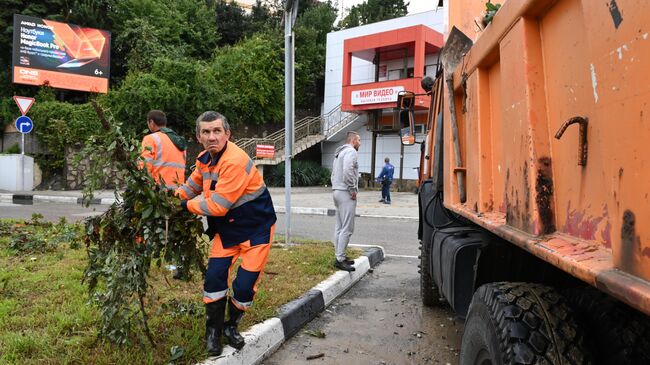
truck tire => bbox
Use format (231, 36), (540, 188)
(564, 287), (650, 365)
(419, 239), (440, 306)
(460, 282), (593, 365)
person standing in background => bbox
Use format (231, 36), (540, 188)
(140, 110), (187, 190)
(377, 157), (394, 204)
(330, 131), (361, 272)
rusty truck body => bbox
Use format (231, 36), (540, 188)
(400, 1), (650, 363)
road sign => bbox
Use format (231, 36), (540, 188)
(15, 115), (33, 134)
(256, 144), (275, 158)
(13, 96), (35, 115)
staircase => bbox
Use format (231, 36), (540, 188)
(236, 105), (360, 165)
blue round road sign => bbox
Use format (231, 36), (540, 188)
(15, 115), (33, 134)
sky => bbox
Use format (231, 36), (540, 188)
(335, 0), (440, 19)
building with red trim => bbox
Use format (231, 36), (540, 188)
(321, 10), (445, 182)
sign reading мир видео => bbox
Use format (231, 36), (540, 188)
(12, 14), (111, 93)
(351, 86), (404, 105)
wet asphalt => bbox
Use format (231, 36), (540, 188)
(264, 255), (463, 365)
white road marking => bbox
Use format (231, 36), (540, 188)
(71, 212), (104, 217)
(385, 254), (418, 259)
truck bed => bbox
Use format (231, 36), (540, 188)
(443, 0), (650, 315)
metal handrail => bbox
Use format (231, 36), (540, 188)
(234, 104), (360, 160)
(237, 114), (323, 159)
(325, 112), (360, 138)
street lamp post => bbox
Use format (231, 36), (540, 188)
(284, 0), (299, 245)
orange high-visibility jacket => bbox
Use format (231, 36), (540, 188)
(176, 141), (276, 248)
(140, 131), (186, 189)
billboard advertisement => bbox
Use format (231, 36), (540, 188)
(12, 14), (111, 93)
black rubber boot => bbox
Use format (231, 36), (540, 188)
(205, 300), (226, 356)
(223, 300), (246, 349)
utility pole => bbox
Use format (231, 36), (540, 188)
(284, 0), (299, 244)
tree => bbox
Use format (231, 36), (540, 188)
(248, 0), (277, 34)
(214, 0), (250, 46)
(110, 0), (219, 81)
(107, 56), (219, 137)
(338, 0), (409, 29)
(209, 33), (285, 127)
(294, 1), (338, 110)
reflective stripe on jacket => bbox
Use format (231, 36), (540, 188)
(140, 131), (186, 189)
(176, 141), (277, 247)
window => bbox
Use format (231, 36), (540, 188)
(425, 64), (439, 77)
(414, 124), (426, 134)
(388, 69), (402, 80)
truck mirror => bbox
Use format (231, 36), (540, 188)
(396, 91), (416, 145)
(399, 110), (416, 145)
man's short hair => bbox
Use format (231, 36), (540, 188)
(195, 111), (230, 136)
(147, 110), (167, 127)
(385, 157), (390, 163)
(346, 131), (360, 143)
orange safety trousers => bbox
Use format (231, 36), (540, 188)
(203, 225), (275, 310)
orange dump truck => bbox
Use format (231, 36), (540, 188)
(399, 1), (650, 363)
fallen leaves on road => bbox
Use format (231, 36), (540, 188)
(304, 330), (326, 338)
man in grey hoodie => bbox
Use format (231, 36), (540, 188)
(331, 131), (361, 272)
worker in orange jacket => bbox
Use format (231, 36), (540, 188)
(140, 110), (187, 190)
(176, 111), (276, 356)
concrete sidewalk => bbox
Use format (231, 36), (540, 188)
(199, 246), (385, 365)
(0, 187), (419, 219)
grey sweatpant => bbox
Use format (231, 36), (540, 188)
(333, 189), (357, 262)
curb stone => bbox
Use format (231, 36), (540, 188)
(0, 193), (112, 206)
(0, 193), (417, 220)
(196, 246), (385, 365)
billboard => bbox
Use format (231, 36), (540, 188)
(12, 14), (111, 93)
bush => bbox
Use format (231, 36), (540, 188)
(265, 160), (330, 187)
(30, 100), (102, 170)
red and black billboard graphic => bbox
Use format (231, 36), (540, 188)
(12, 14), (111, 93)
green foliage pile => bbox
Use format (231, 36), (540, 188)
(265, 160), (331, 187)
(81, 101), (206, 345)
(1, 214), (81, 254)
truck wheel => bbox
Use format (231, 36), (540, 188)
(419, 239), (440, 306)
(564, 287), (650, 365)
(460, 282), (593, 365)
